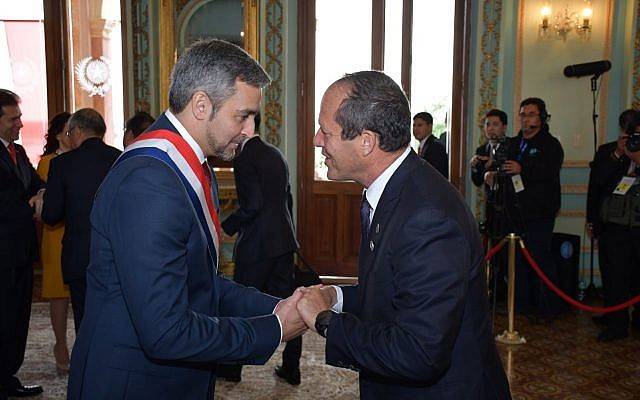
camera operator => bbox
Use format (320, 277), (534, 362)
(589, 110), (640, 342)
(487, 98), (564, 319)
(586, 109), (638, 330)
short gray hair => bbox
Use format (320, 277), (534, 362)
(333, 71), (411, 152)
(68, 108), (106, 137)
(169, 39), (271, 115)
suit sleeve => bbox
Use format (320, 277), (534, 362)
(221, 155), (264, 236)
(217, 275), (280, 318)
(325, 207), (469, 383)
(41, 157), (66, 225)
(107, 161), (280, 364)
(471, 146), (486, 187)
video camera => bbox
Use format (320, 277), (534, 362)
(491, 137), (510, 174)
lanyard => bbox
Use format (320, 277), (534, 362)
(517, 138), (528, 161)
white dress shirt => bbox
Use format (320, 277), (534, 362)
(331, 146), (412, 312)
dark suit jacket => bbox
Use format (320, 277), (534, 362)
(326, 151), (511, 399)
(41, 137), (121, 282)
(0, 142), (43, 269)
(222, 136), (298, 265)
(420, 135), (449, 179)
(586, 141), (630, 236)
(67, 113), (282, 399)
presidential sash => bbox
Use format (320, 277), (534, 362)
(115, 129), (222, 271)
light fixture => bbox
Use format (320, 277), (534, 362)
(538, 1), (593, 41)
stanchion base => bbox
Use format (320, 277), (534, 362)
(495, 330), (526, 345)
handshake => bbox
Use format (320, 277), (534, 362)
(273, 285), (337, 342)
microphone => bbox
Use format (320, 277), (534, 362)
(563, 60), (611, 78)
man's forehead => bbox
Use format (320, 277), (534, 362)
(1, 104), (21, 117)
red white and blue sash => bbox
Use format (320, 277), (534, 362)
(114, 129), (222, 271)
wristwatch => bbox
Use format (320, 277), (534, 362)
(315, 310), (337, 338)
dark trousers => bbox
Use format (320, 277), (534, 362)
(601, 224), (640, 332)
(515, 218), (561, 316)
(0, 266), (33, 386)
(67, 278), (87, 333)
(219, 252), (301, 377)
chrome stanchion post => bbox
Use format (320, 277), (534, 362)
(496, 233), (526, 345)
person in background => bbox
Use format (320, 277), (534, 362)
(41, 108), (122, 332)
(0, 88), (44, 399)
(122, 111), (155, 148)
(36, 111), (72, 375)
(413, 111), (448, 179)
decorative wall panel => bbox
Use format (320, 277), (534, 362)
(264, 0), (284, 146)
(131, 0), (152, 112)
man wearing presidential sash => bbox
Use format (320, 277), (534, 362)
(67, 39), (306, 399)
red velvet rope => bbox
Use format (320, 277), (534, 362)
(484, 238), (508, 262)
(519, 241), (640, 314)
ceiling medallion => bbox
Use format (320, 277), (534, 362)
(75, 56), (111, 97)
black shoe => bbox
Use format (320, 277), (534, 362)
(275, 365), (301, 385)
(597, 328), (629, 342)
(4, 384), (43, 397)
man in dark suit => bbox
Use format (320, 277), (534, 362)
(219, 114), (301, 384)
(41, 108), (121, 331)
(0, 89), (44, 398)
(296, 71), (511, 399)
(587, 109), (640, 341)
(67, 39), (305, 399)
(413, 112), (448, 178)
(122, 110), (155, 148)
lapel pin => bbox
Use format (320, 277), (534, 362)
(369, 240), (375, 251)
(375, 224), (380, 234)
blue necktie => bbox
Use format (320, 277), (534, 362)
(360, 191), (372, 240)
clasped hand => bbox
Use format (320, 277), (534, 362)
(274, 285), (336, 341)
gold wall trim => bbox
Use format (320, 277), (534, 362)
(513, 0), (524, 123)
(563, 160), (590, 168)
(561, 184), (588, 194)
(558, 210), (586, 218)
(597, 0), (614, 146)
(159, 0), (176, 111)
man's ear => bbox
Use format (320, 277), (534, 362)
(191, 91), (210, 121)
(361, 130), (378, 156)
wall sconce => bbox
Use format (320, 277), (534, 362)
(538, 1), (593, 41)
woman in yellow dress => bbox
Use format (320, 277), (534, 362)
(36, 112), (71, 374)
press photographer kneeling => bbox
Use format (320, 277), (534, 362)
(482, 98), (565, 320)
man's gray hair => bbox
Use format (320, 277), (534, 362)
(169, 39), (271, 116)
(68, 108), (106, 137)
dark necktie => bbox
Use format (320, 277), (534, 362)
(202, 161), (220, 213)
(8, 142), (17, 165)
(360, 190), (372, 240)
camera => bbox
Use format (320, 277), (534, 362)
(626, 132), (640, 153)
(491, 137), (510, 173)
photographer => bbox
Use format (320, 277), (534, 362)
(590, 110), (640, 342)
(487, 98), (564, 319)
(586, 109), (638, 330)
(471, 109), (511, 236)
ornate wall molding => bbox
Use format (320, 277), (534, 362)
(558, 210), (587, 218)
(562, 160), (590, 168)
(561, 184), (588, 194)
(633, 1), (640, 109)
(264, 0), (284, 146)
(474, 0), (503, 220)
(131, 0), (152, 112)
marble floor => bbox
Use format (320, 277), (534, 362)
(16, 302), (640, 399)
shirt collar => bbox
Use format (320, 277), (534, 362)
(0, 137), (10, 148)
(365, 146), (411, 213)
(165, 109), (206, 164)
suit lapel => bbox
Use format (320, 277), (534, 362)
(358, 152), (421, 290)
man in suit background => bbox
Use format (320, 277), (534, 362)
(122, 111), (155, 148)
(0, 89), (44, 398)
(219, 114), (301, 384)
(67, 39), (305, 399)
(40, 108), (121, 332)
(413, 111), (448, 178)
(296, 71), (510, 399)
